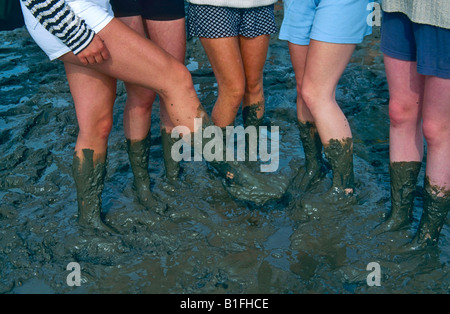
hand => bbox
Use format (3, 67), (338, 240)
(76, 34), (110, 65)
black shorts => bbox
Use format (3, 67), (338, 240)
(110, 0), (186, 21)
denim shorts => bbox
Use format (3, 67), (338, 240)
(381, 11), (450, 79)
(110, 0), (185, 21)
(187, 4), (278, 38)
(279, 0), (372, 45)
(20, 0), (114, 60)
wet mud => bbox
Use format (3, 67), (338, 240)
(1, 7), (449, 294)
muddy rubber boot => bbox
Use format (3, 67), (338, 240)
(72, 149), (116, 233)
(200, 117), (288, 205)
(374, 161), (421, 234)
(161, 130), (181, 182)
(126, 135), (167, 215)
(293, 121), (327, 192)
(242, 102), (264, 130)
(321, 138), (356, 205)
(403, 177), (450, 250)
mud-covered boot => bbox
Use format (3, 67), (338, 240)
(403, 177), (450, 250)
(317, 138), (356, 205)
(200, 116), (288, 205)
(374, 161), (421, 234)
(293, 121), (327, 192)
(242, 102), (264, 130)
(161, 129), (181, 182)
(126, 134), (167, 215)
(72, 149), (116, 233)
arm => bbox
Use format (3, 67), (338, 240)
(22, 0), (94, 55)
(22, 0), (110, 64)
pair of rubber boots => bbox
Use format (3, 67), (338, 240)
(294, 121), (355, 207)
(73, 114), (287, 233)
(375, 161), (450, 250)
(72, 133), (167, 234)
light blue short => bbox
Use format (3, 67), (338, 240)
(279, 0), (372, 45)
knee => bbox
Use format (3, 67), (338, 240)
(388, 98), (420, 127)
(78, 114), (113, 142)
(300, 82), (323, 113)
(219, 80), (245, 108)
(95, 116), (113, 141)
(422, 118), (445, 147)
(173, 62), (196, 92)
(126, 90), (156, 115)
(245, 77), (263, 98)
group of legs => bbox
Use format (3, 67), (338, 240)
(26, 1), (285, 232)
(281, 0), (449, 250)
(374, 11), (450, 250)
(20, 0), (449, 250)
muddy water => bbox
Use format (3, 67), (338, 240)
(1, 7), (448, 294)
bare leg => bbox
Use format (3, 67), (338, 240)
(301, 40), (356, 199)
(60, 18), (286, 205)
(65, 63), (117, 232)
(288, 43), (312, 124)
(384, 56), (424, 163)
(422, 76), (450, 191)
(403, 75), (450, 249)
(200, 36), (245, 127)
(145, 18), (187, 181)
(60, 18), (201, 132)
(374, 56), (424, 234)
(301, 40), (355, 144)
(288, 43), (327, 192)
(239, 35), (270, 126)
(145, 17), (187, 133)
(65, 63), (117, 161)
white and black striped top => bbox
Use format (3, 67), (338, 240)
(21, 0), (95, 54)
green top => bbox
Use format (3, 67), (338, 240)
(382, 0), (450, 29)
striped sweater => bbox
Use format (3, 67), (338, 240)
(21, 0), (95, 54)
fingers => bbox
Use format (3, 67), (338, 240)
(77, 35), (110, 66)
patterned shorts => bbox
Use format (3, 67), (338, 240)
(187, 4), (278, 38)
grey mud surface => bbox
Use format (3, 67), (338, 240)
(1, 6), (449, 294)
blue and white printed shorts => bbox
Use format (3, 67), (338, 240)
(187, 4), (278, 38)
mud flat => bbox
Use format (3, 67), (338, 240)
(0, 7), (448, 294)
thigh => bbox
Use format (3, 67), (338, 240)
(60, 19), (183, 98)
(145, 18), (187, 129)
(288, 42), (309, 87)
(288, 42), (311, 120)
(422, 76), (450, 129)
(145, 18), (187, 62)
(383, 55), (425, 109)
(303, 40), (355, 99)
(200, 37), (245, 92)
(64, 62), (117, 129)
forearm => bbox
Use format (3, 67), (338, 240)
(22, 0), (95, 54)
